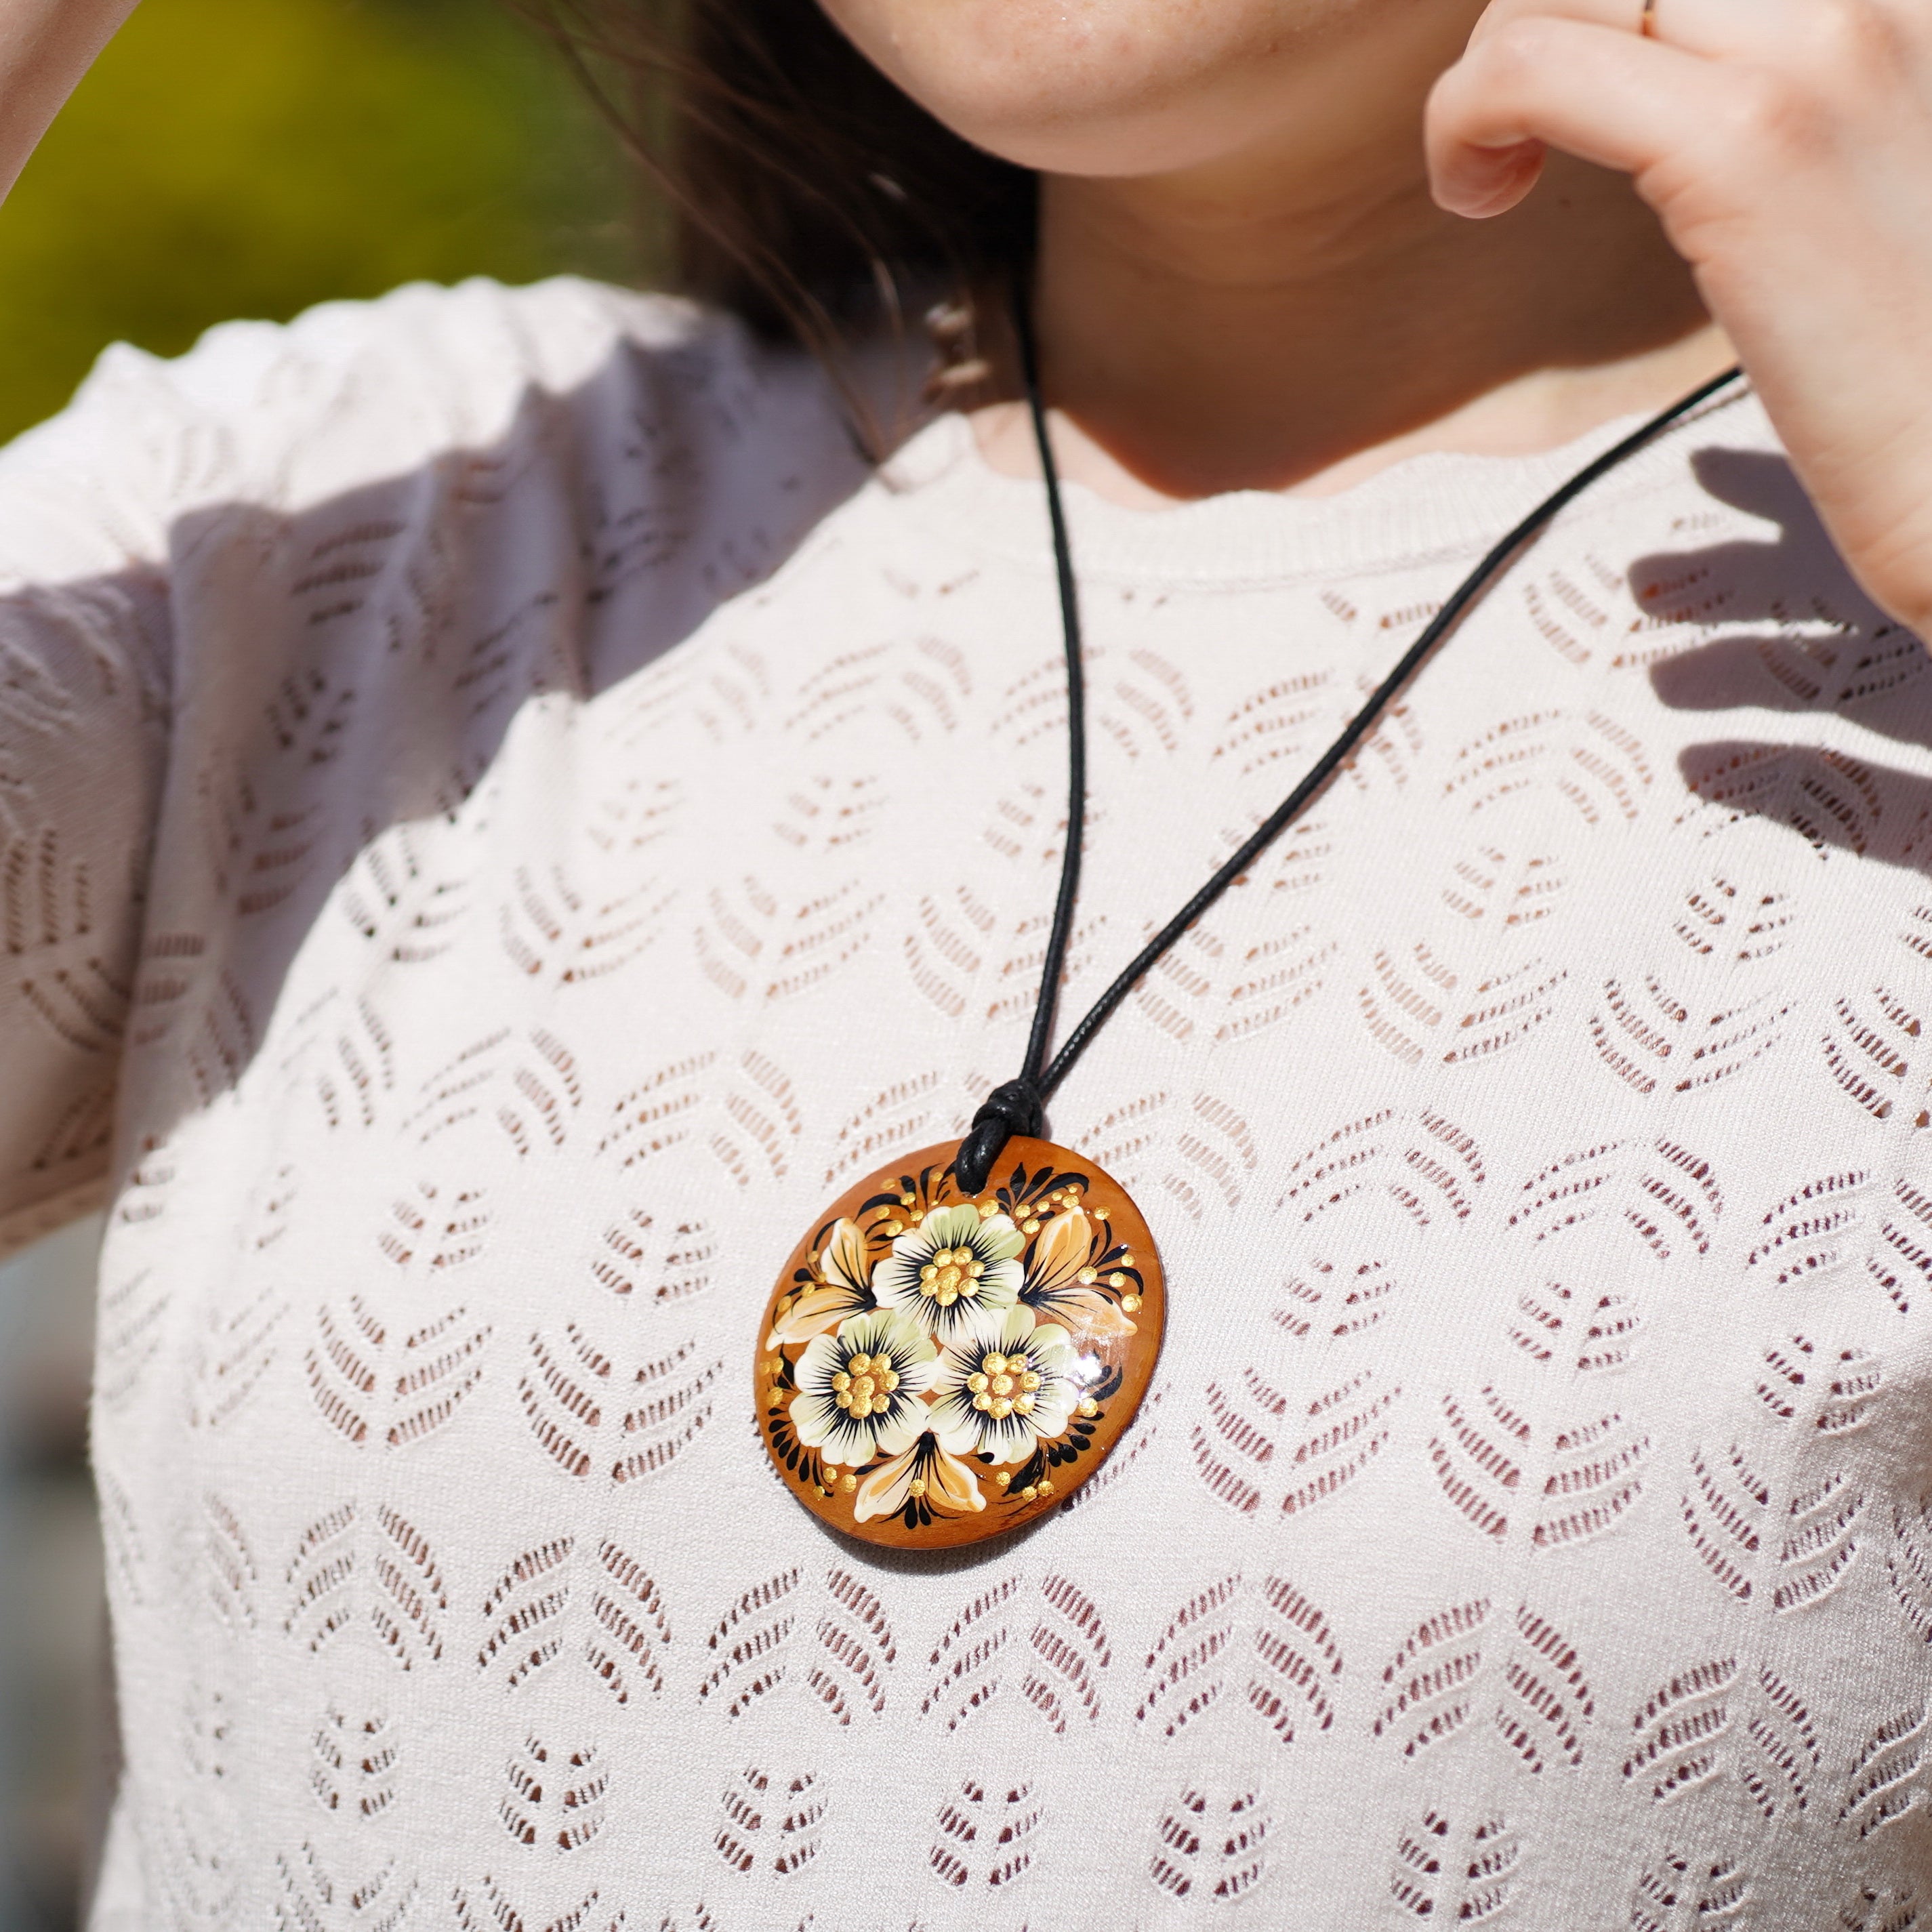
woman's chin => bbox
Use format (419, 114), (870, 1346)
(818, 0), (1431, 181)
(819, 0), (1319, 173)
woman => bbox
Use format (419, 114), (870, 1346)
(3, 0), (1929, 1920)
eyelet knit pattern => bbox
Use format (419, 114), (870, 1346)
(3, 276), (1930, 1930)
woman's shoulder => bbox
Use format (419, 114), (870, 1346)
(73, 275), (766, 418)
(1, 279), (870, 556)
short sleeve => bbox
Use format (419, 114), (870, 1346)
(0, 274), (871, 1256)
(0, 346), (193, 1252)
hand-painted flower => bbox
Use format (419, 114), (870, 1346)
(852, 1429), (987, 1524)
(789, 1309), (938, 1468)
(872, 1201), (1023, 1342)
(928, 1302), (1080, 1466)
(1016, 1207), (1138, 1340)
(766, 1217), (875, 1349)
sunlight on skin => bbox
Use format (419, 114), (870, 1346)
(823, 0), (1729, 505)
(822, 0), (1932, 635)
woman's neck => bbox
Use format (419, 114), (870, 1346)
(977, 115), (1727, 506)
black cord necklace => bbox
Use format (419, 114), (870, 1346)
(754, 304), (1745, 1550)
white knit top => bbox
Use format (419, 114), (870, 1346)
(5, 275), (1930, 1931)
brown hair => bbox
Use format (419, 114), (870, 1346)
(526, 0), (1037, 363)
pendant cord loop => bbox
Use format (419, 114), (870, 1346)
(955, 276), (1746, 1197)
(955, 1076), (1048, 1193)
(955, 287), (1086, 1194)
(1015, 286), (1088, 1092)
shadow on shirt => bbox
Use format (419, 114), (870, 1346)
(1641, 445), (1932, 873)
(0, 317), (889, 1231)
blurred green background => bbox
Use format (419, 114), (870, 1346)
(0, 5), (636, 1926)
(0, 0), (635, 443)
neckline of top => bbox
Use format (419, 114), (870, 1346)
(878, 381), (1758, 592)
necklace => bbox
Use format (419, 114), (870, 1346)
(755, 304), (1745, 1549)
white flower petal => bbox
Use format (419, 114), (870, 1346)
(838, 1307), (938, 1365)
(788, 1387), (880, 1466)
(873, 1401), (928, 1459)
(794, 1330), (844, 1391)
(928, 1405), (982, 1457)
(972, 1257), (1023, 1311)
(922, 1203), (984, 1248)
(1026, 1396), (1075, 1442)
(977, 1413), (1039, 1464)
(925, 1386), (985, 1456)
(974, 1214), (1025, 1263)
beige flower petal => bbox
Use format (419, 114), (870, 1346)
(851, 1435), (986, 1523)
(1040, 1280), (1138, 1342)
(1025, 1207), (1094, 1296)
(924, 1441), (987, 1515)
(766, 1280), (864, 1349)
(852, 1443), (920, 1523)
(819, 1216), (871, 1293)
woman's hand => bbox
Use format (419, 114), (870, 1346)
(1428, 0), (1932, 634)
(0, 0), (141, 203)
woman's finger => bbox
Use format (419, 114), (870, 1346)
(1426, 16), (1739, 215)
(1466, 0), (1642, 43)
(1466, 0), (1804, 61)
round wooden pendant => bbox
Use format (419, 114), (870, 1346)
(755, 1136), (1166, 1549)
